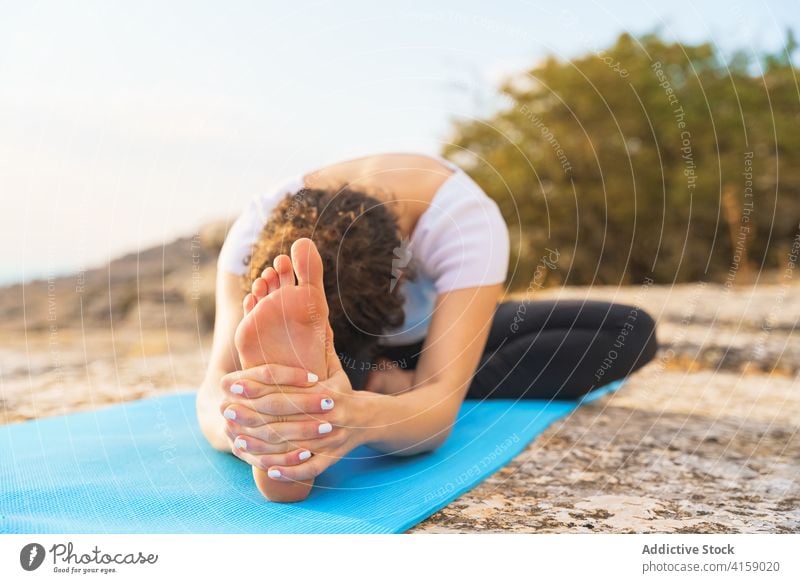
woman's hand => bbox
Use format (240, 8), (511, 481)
(220, 364), (373, 481)
(218, 363), (328, 464)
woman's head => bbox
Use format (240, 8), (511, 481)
(245, 187), (407, 359)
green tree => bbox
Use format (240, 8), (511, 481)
(444, 32), (800, 287)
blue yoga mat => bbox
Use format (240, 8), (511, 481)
(0, 381), (622, 534)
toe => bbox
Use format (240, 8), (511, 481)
(291, 238), (324, 288)
(251, 277), (268, 299)
(263, 267), (280, 294)
(274, 254), (295, 287)
(242, 293), (257, 315)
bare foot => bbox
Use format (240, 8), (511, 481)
(234, 238), (330, 502)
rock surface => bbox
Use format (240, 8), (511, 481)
(413, 283), (800, 532)
(412, 368), (799, 533)
(1, 235), (797, 533)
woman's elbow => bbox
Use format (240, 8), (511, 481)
(390, 427), (454, 457)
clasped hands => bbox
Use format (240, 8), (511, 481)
(219, 359), (368, 483)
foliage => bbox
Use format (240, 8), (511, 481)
(444, 32), (800, 287)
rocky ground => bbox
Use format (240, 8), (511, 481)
(1, 230), (797, 532)
(414, 283), (800, 532)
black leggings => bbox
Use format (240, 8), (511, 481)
(341, 299), (658, 400)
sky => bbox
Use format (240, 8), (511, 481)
(1, 0), (797, 284)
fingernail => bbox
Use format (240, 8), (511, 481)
(321, 398), (334, 410)
(307, 372), (319, 383)
(318, 422), (333, 434)
(223, 409), (237, 420)
(234, 438), (247, 450)
(299, 450), (312, 461)
(230, 383), (244, 395)
(268, 469), (282, 479)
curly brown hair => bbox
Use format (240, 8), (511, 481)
(243, 186), (408, 360)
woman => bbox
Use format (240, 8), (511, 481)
(196, 152), (658, 502)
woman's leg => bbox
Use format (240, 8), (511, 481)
(466, 299), (658, 400)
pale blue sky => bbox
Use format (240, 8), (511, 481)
(1, 0), (796, 284)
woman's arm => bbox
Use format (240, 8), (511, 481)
(230, 284), (502, 482)
(359, 284), (502, 455)
(196, 269), (245, 451)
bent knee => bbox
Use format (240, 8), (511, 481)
(630, 308), (658, 368)
(607, 303), (658, 363)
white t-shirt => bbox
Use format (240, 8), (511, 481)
(218, 156), (510, 346)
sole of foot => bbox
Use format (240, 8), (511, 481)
(234, 238), (330, 502)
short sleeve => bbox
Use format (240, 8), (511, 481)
(415, 175), (510, 294)
(217, 176), (305, 276)
(217, 197), (267, 276)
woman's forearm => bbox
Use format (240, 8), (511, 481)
(196, 368), (230, 452)
(357, 382), (463, 456)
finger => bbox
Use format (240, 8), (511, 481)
(271, 428), (346, 455)
(237, 419), (334, 444)
(228, 421), (342, 451)
(258, 449), (313, 471)
(264, 419), (335, 443)
(273, 254), (295, 287)
(223, 403), (323, 428)
(251, 276), (268, 299)
(233, 392), (335, 417)
(224, 404), (281, 427)
(230, 433), (284, 455)
(262, 267), (280, 294)
(231, 443), (312, 470)
(225, 423), (291, 452)
(223, 377), (321, 401)
(268, 453), (332, 482)
(243, 293), (257, 316)
(222, 364), (317, 396)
